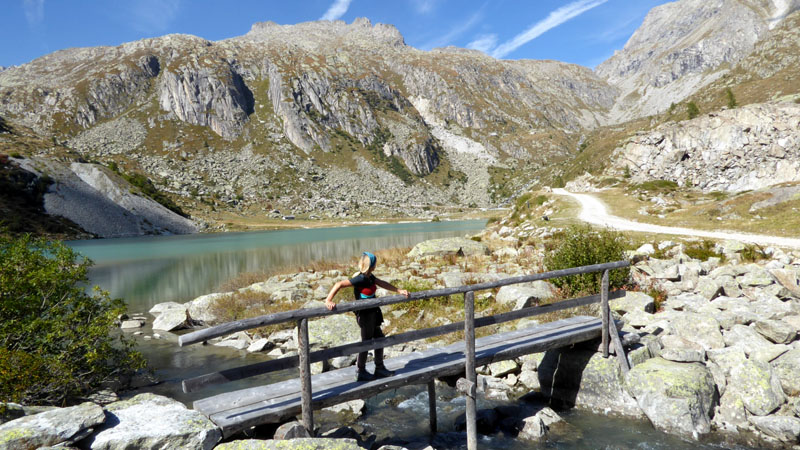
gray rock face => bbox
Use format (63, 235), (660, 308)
(614, 103), (800, 193)
(158, 64), (253, 140)
(0, 402), (105, 449)
(624, 358), (716, 437)
(273, 421), (311, 440)
(755, 319), (797, 344)
(597, 0), (800, 122)
(87, 393), (220, 450)
(610, 291), (655, 314)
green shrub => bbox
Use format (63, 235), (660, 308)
(741, 244), (768, 263)
(725, 88), (737, 109)
(687, 101), (700, 119)
(0, 235), (144, 405)
(631, 180), (679, 193)
(543, 225), (630, 296)
(684, 240), (724, 262)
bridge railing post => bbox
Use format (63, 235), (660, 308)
(601, 269), (610, 358)
(464, 290), (477, 450)
(298, 318), (314, 435)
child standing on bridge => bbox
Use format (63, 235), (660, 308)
(325, 251), (409, 382)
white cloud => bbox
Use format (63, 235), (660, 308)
(320, 0), (354, 21)
(491, 0), (608, 59)
(410, 0), (438, 14)
(23, 0), (44, 27)
(467, 34), (498, 54)
(420, 10), (483, 50)
(129, 0), (181, 34)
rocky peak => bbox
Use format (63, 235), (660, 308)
(597, 0), (800, 122)
(240, 18), (405, 49)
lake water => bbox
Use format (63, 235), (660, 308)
(65, 221), (754, 449)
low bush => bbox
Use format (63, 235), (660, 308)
(543, 225), (630, 296)
(741, 244), (769, 263)
(684, 240), (724, 262)
(0, 235), (144, 405)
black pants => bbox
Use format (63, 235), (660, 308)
(356, 308), (385, 370)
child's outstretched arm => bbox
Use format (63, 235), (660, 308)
(324, 279), (353, 310)
(376, 278), (409, 297)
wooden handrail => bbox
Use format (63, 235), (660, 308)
(178, 260), (630, 347)
(180, 289), (626, 393)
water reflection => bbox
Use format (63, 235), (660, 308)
(67, 221), (486, 313)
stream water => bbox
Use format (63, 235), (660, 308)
(66, 221), (751, 449)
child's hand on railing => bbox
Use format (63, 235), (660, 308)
(399, 289), (409, 297)
(325, 299), (336, 310)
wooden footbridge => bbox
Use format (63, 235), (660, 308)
(178, 260), (631, 449)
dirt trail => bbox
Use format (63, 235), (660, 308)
(553, 188), (800, 249)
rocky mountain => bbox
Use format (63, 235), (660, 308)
(597, 0), (800, 122)
(0, 18), (615, 228)
(1, 0), (800, 236)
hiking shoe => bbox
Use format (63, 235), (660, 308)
(373, 366), (395, 378)
(355, 370), (375, 382)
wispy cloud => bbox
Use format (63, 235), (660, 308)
(320, 0), (353, 21)
(23, 0), (44, 27)
(491, 0), (608, 59)
(467, 34), (498, 54)
(129, 0), (181, 34)
(410, 0), (438, 15)
(420, 10), (483, 50)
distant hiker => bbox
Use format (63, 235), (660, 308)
(324, 251), (409, 382)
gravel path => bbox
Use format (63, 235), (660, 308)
(553, 188), (800, 249)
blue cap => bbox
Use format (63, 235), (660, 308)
(363, 251), (377, 269)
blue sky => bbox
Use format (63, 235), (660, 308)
(2, 0), (671, 69)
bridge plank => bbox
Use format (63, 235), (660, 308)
(194, 316), (603, 437)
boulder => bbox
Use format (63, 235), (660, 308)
(215, 438), (362, 450)
(714, 391), (749, 431)
(695, 279), (723, 301)
(723, 325), (774, 356)
(0, 402), (105, 449)
(407, 238), (489, 258)
(495, 281), (556, 310)
(728, 360), (786, 416)
(519, 415), (546, 440)
(624, 358), (716, 437)
(149, 302), (185, 314)
(748, 344), (790, 363)
(740, 267), (775, 287)
(770, 268), (800, 298)
(247, 338), (272, 353)
(537, 348), (642, 417)
(748, 415), (800, 443)
(624, 309), (656, 328)
(323, 399), (365, 418)
(754, 319), (797, 344)
(671, 313), (724, 350)
(152, 306), (191, 331)
(302, 313), (360, 348)
(186, 293), (230, 324)
(610, 291), (655, 314)
(87, 393), (220, 450)
(213, 331), (252, 350)
(120, 319), (145, 329)
(273, 421), (311, 440)
(771, 349), (800, 396)
(659, 335), (705, 363)
(487, 359), (519, 377)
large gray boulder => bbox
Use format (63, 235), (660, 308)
(152, 306), (192, 331)
(495, 281), (556, 310)
(407, 237), (489, 258)
(0, 402), (105, 449)
(303, 313), (361, 348)
(671, 313), (724, 350)
(537, 348), (642, 417)
(748, 415), (800, 443)
(728, 360), (786, 416)
(624, 358), (716, 437)
(215, 438), (362, 450)
(186, 292), (230, 324)
(87, 393), (220, 450)
(771, 348), (800, 396)
(754, 319), (797, 344)
(770, 268), (800, 298)
(610, 291), (655, 314)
